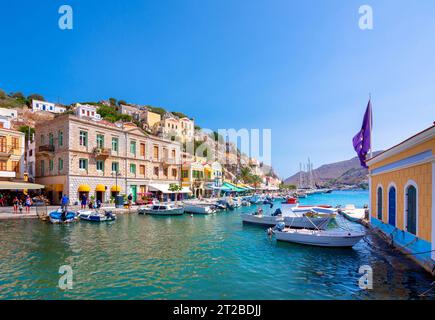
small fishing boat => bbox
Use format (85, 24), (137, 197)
(77, 210), (116, 222)
(241, 212), (284, 226)
(292, 206), (338, 217)
(249, 195), (265, 204)
(138, 203), (184, 216)
(183, 201), (216, 214)
(242, 208), (331, 229)
(272, 223), (365, 247)
(49, 209), (76, 224)
(339, 204), (367, 222)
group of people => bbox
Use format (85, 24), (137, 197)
(80, 194), (102, 210)
(11, 194), (33, 214)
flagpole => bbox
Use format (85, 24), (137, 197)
(369, 93), (373, 159)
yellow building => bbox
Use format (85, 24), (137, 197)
(0, 127), (25, 181)
(367, 123), (435, 274)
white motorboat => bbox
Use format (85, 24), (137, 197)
(241, 213), (284, 226)
(274, 227), (365, 247)
(138, 203), (184, 216)
(77, 210), (116, 222)
(241, 208), (331, 229)
(291, 205), (338, 217)
(339, 204), (367, 222)
(183, 201), (216, 214)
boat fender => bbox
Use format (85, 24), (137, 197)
(267, 227), (274, 236)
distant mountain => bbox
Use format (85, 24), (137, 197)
(284, 151), (383, 187)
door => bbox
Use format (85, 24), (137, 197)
(388, 187), (396, 227)
(96, 191), (104, 203)
(406, 185), (417, 235)
(377, 187), (383, 220)
(130, 185), (137, 203)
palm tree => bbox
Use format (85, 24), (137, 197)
(237, 166), (252, 184)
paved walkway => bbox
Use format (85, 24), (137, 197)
(0, 205), (140, 220)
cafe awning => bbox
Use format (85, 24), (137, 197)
(111, 185), (121, 192)
(78, 184), (91, 192)
(95, 184), (106, 192)
(0, 181), (45, 190)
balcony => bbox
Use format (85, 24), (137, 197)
(93, 147), (111, 159)
(162, 156), (179, 166)
(0, 147), (12, 159)
(39, 145), (55, 155)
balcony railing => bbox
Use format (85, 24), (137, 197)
(93, 147), (111, 159)
(39, 145), (55, 154)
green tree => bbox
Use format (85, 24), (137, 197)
(109, 97), (117, 106)
(237, 166), (252, 184)
(169, 183), (182, 201)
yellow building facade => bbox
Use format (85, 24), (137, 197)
(0, 127), (25, 181)
(367, 124), (435, 273)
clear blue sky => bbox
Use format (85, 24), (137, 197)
(1, 0), (434, 178)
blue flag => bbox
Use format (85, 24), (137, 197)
(352, 100), (372, 168)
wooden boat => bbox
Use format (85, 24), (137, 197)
(49, 209), (76, 224)
(77, 210), (116, 222)
(274, 226), (365, 247)
(138, 203), (184, 216)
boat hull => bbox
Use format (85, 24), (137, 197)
(275, 229), (365, 247)
(140, 208), (184, 216)
(78, 211), (116, 222)
(49, 211), (76, 224)
(183, 204), (216, 214)
(241, 214), (284, 227)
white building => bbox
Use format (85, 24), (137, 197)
(0, 108), (18, 119)
(0, 116), (11, 129)
(32, 100), (66, 114)
(74, 103), (102, 121)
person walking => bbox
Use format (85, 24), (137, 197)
(127, 193), (133, 208)
(25, 195), (32, 214)
(81, 194), (87, 210)
(13, 196), (19, 214)
(61, 194), (69, 213)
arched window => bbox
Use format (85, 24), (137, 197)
(405, 182), (418, 235)
(377, 186), (383, 220)
(388, 185), (396, 227)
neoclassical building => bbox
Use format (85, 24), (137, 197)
(35, 114), (182, 205)
(367, 123), (435, 274)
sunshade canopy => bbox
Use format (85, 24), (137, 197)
(0, 181), (45, 190)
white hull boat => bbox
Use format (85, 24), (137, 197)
(183, 202), (216, 214)
(241, 213), (284, 226)
(339, 204), (366, 222)
(77, 210), (116, 222)
(138, 204), (184, 216)
(241, 213), (330, 229)
(274, 228), (365, 247)
(292, 206), (338, 217)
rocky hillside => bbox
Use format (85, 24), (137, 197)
(284, 151), (382, 188)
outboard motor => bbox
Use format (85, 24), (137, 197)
(273, 222), (286, 232)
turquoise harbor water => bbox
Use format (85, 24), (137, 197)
(0, 191), (434, 300)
